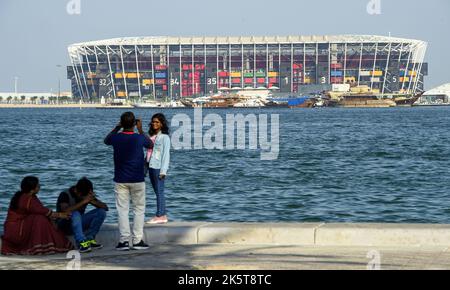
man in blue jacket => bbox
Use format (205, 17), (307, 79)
(104, 112), (152, 251)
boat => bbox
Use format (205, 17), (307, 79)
(394, 92), (423, 107)
(288, 97), (316, 108)
(338, 94), (396, 108)
(180, 94), (246, 108)
(133, 100), (185, 108)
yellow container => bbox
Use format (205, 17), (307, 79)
(304, 77), (311, 84)
(345, 77), (356, 83)
(230, 72), (241, 77)
(372, 71), (383, 77)
(268, 72), (278, 77)
(142, 79), (154, 85)
(372, 89), (380, 93)
(117, 91), (127, 97)
(115, 73), (123, 78)
(400, 77), (410, 82)
(409, 71), (417, 77)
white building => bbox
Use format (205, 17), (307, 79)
(417, 83), (450, 105)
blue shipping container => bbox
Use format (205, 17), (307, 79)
(331, 71), (343, 77)
(155, 72), (167, 78)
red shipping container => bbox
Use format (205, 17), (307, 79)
(269, 78), (277, 83)
(331, 63), (343, 69)
(182, 64), (192, 70)
(244, 78), (253, 84)
(232, 78), (241, 84)
(218, 71), (229, 77)
(155, 79), (166, 85)
(293, 63), (303, 69)
(330, 77), (343, 83)
(195, 64), (205, 70)
(257, 78), (265, 83)
(162, 85), (167, 91)
(155, 65), (167, 70)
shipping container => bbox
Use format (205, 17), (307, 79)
(182, 64), (192, 70)
(257, 78), (265, 83)
(370, 77), (381, 82)
(371, 71), (383, 77)
(244, 78), (253, 84)
(268, 72), (278, 77)
(255, 72), (266, 77)
(155, 72), (167, 79)
(117, 91), (127, 97)
(359, 71), (371, 76)
(293, 63), (303, 69)
(155, 65), (167, 70)
(232, 78), (241, 84)
(230, 72), (241, 77)
(155, 79), (166, 85)
(218, 71), (229, 77)
(142, 79), (154, 85)
(330, 77), (343, 83)
(115, 73), (123, 78)
(195, 64), (205, 70)
(331, 71), (343, 77)
(345, 77), (356, 83)
(331, 63), (343, 69)
(244, 73), (254, 78)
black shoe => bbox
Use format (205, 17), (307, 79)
(132, 240), (149, 250)
(116, 241), (130, 251)
(78, 240), (92, 253)
(88, 239), (103, 250)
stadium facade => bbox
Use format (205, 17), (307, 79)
(67, 35), (428, 100)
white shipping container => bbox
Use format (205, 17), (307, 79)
(371, 78), (381, 82)
(359, 71), (371, 76)
(332, 84), (350, 92)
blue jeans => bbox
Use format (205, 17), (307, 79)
(59, 208), (107, 243)
(149, 168), (166, 217)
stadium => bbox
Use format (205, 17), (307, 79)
(67, 35), (428, 101)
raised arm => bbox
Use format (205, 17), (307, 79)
(104, 123), (122, 145)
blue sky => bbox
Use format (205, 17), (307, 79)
(0, 0), (449, 92)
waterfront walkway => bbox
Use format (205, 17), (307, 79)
(2, 223), (450, 270)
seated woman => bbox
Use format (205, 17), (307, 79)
(1, 176), (74, 255)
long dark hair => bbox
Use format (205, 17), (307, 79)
(148, 113), (169, 136)
(9, 176), (40, 211)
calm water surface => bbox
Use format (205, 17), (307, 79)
(1, 107), (450, 225)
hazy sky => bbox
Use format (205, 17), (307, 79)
(0, 0), (449, 92)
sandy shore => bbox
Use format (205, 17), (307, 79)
(0, 103), (133, 109)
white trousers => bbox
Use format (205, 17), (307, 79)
(115, 182), (146, 245)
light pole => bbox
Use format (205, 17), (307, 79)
(56, 65), (62, 104)
(14, 77), (18, 94)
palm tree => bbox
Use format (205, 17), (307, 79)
(0, 96), (3, 103)
(7, 96), (12, 104)
(40, 96), (45, 104)
(20, 95), (26, 103)
(31, 96), (38, 104)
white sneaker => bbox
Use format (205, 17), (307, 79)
(146, 216), (168, 224)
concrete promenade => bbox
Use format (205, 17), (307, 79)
(1, 222), (450, 270)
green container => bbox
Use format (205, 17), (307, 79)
(244, 73), (254, 78)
